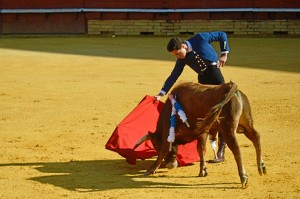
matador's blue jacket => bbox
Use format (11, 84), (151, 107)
(159, 31), (230, 95)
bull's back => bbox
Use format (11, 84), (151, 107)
(170, 82), (234, 121)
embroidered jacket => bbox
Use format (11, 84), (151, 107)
(159, 31), (230, 95)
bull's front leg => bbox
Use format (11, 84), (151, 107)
(144, 140), (170, 176)
(197, 133), (208, 177)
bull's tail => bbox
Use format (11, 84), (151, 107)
(196, 81), (238, 132)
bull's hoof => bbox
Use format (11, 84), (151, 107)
(198, 167), (208, 177)
(144, 170), (155, 176)
(240, 174), (248, 188)
(262, 162), (267, 175)
(198, 171), (208, 177)
(166, 160), (178, 169)
(262, 165), (267, 175)
(258, 162), (267, 175)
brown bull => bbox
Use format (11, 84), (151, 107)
(134, 81), (266, 188)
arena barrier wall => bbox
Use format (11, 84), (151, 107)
(0, 0), (299, 35)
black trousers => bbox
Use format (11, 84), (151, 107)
(198, 65), (225, 143)
(197, 65), (225, 85)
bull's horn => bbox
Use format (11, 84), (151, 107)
(133, 134), (150, 150)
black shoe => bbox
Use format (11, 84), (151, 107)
(208, 157), (224, 163)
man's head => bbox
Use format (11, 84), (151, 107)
(167, 37), (188, 59)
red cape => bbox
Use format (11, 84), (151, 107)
(105, 95), (199, 166)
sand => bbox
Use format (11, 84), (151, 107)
(0, 36), (299, 198)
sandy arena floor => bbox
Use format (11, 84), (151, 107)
(0, 36), (299, 198)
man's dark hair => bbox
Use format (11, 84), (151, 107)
(167, 37), (183, 52)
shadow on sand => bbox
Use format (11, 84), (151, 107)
(0, 36), (299, 73)
(0, 159), (240, 192)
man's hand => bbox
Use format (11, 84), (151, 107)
(154, 93), (164, 101)
(217, 53), (228, 68)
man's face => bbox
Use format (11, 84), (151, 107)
(170, 44), (187, 59)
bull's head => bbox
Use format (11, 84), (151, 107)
(133, 131), (178, 169)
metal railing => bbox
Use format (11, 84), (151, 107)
(1, 8), (300, 14)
